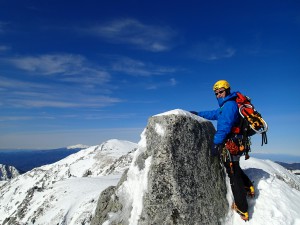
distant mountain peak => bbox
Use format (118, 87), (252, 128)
(66, 144), (90, 149)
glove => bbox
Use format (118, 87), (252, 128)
(189, 111), (198, 115)
(211, 144), (221, 157)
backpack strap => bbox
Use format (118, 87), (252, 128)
(261, 131), (268, 146)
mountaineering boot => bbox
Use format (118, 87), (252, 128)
(231, 203), (249, 221)
(245, 185), (255, 198)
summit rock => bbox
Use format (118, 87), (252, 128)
(92, 110), (228, 225)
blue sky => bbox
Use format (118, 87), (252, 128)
(0, 1), (299, 156)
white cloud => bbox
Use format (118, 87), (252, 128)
(0, 116), (35, 121)
(5, 54), (110, 86)
(112, 57), (177, 76)
(146, 78), (178, 90)
(170, 78), (177, 86)
(3, 93), (122, 109)
(4, 97), (121, 109)
(191, 38), (236, 61)
(9, 54), (85, 75)
(0, 76), (121, 109)
(87, 18), (177, 52)
(0, 45), (10, 52)
(0, 21), (7, 33)
(0, 76), (48, 89)
(1, 53), (177, 109)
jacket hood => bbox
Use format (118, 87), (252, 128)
(217, 91), (238, 107)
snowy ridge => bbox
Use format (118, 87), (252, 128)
(0, 109), (300, 225)
(0, 139), (137, 225)
(67, 144), (90, 149)
(154, 109), (208, 123)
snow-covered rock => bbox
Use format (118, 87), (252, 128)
(92, 109), (227, 225)
(91, 110), (300, 225)
(0, 164), (20, 181)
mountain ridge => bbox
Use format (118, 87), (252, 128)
(0, 110), (300, 225)
(0, 139), (138, 225)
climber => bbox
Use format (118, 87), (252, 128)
(190, 80), (254, 221)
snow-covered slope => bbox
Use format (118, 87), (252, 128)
(0, 139), (137, 225)
(223, 157), (300, 225)
(1, 125), (300, 225)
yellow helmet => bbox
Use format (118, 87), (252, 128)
(213, 80), (230, 91)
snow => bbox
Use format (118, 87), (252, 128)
(118, 156), (152, 225)
(222, 157), (300, 225)
(155, 123), (165, 136)
(293, 170), (300, 175)
(109, 112), (300, 225)
(154, 108), (208, 123)
(102, 131), (152, 225)
(1, 110), (300, 225)
(0, 139), (138, 225)
(67, 144), (90, 149)
(33, 176), (120, 225)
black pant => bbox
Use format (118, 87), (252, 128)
(224, 159), (252, 213)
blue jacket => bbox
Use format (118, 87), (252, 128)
(197, 92), (240, 145)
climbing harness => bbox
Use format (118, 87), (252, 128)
(219, 135), (252, 174)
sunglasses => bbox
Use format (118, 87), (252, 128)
(215, 90), (225, 96)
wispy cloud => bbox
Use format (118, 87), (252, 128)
(170, 78), (177, 86)
(146, 78), (178, 90)
(0, 116), (54, 122)
(3, 92), (122, 109)
(0, 76), (122, 109)
(1, 52), (178, 109)
(86, 18), (177, 52)
(0, 45), (10, 52)
(0, 116), (34, 121)
(0, 76), (48, 89)
(5, 54), (110, 86)
(8, 54), (85, 75)
(190, 38), (236, 61)
(111, 57), (177, 76)
(10, 97), (121, 108)
(1, 52), (179, 110)
(0, 21), (7, 33)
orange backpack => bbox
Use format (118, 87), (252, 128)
(232, 92), (268, 146)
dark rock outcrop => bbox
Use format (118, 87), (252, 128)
(92, 111), (228, 225)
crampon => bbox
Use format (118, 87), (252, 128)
(231, 203), (249, 221)
(245, 185), (255, 198)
